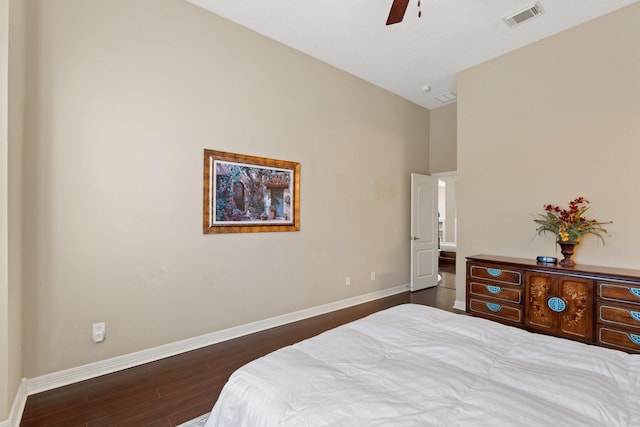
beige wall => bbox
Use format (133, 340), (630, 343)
(20, 0), (429, 377)
(1, 0), (25, 419)
(429, 102), (457, 173)
(456, 3), (640, 302)
(1, 0), (10, 418)
(430, 103), (457, 249)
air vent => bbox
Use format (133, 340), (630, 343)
(504, 2), (544, 27)
(436, 92), (457, 103)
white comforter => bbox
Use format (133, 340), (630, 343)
(205, 304), (640, 426)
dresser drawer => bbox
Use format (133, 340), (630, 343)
(468, 298), (522, 324)
(469, 265), (522, 285)
(597, 303), (640, 330)
(597, 281), (640, 305)
(469, 281), (522, 304)
(596, 325), (640, 354)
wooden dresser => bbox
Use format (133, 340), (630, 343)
(466, 254), (640, 353)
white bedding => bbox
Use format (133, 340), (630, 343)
(205, 304), (640, 426)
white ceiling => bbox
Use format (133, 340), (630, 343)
(185, 0), (638, 110)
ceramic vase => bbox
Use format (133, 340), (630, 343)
(557, 241), (578, 268)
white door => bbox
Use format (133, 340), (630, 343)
(410, 173), (439, 291)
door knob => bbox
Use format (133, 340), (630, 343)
(411, 236), (420, 240)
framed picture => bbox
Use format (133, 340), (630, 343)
(203, 150), (300, 234)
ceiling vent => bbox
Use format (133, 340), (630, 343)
(504, 2), (544, 27)
(436, 92), (457, 103)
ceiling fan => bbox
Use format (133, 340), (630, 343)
(386, 0), (421, 25)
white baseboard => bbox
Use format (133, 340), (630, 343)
(0, 379), (26, 427)
(453, 299), (466, 312)
(24, 284), (410, 397)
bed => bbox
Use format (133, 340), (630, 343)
(204, 304), (640, 426)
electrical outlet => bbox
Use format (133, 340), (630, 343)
(345, 276), (351, 286)
(371, 271), (376, 281)
(92, 322), (106, 343)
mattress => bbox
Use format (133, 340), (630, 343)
(205, 304), (640, 426)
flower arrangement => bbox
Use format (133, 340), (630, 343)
(534, 197), (612, 244)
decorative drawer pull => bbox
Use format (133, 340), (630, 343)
(629, 334), (640, 346)
(631, 311), (640, 322)
(547, 297), (566, 313)
(631, 288), (640, 298)
(486, 302), (502, 312)
(487, 285), (502, 294)
(487, 268), (502, 277)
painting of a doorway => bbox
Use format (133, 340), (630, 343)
(203, 150), (300, 234)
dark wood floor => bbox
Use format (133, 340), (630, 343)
(20, 267), (457, 427)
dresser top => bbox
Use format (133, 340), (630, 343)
(467, 254), (640, 281)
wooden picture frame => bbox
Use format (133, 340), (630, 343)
(203, 150), (300, 234)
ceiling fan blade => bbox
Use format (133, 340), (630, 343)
(386, 0), (410, 25)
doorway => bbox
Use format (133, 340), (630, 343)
(434, 172), (457, 281)
(434, 172), (457, 251)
